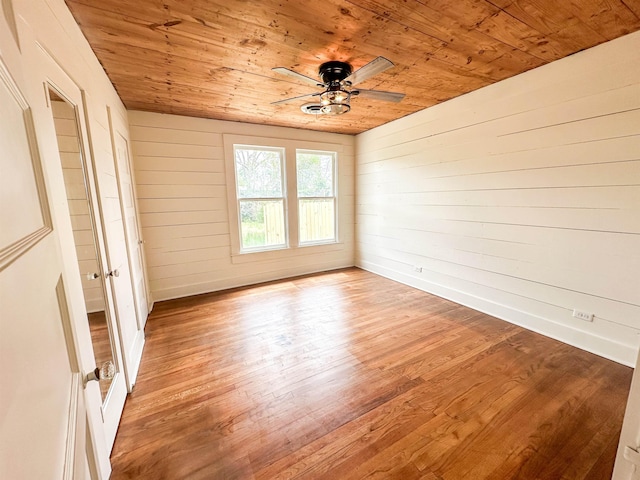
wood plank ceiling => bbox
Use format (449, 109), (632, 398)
(65, 0), (640, 135)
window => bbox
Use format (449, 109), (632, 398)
(297, 150), (336, 244)
(225, 135), (341, 257)
(234, 146), (286, 251)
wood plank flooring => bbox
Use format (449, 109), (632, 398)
(110, 268), (632, 479)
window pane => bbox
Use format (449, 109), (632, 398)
(235, 147), (283, 198)
(239, 200), (285, 249)
(299, 198), (335, 243)
(296, 152), (334, 197)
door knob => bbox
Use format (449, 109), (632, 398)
(107, 269), (120, 278)
(84, 361), (115, 387)
(86, 272), (100, 280)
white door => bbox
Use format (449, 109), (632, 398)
(613, 346), (640, 479)
(0, 41), (109, 480)
(109, 108), (150, 328)
(44, 81), (128, 452)
(37, 44), (128, 453)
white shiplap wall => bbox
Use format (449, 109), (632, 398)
(129, 112), (355, 301)
(356, 31), (640, 366)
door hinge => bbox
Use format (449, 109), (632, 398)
(624, 445), (640, 466)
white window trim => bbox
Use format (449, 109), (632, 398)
(223, 134), (343, 263)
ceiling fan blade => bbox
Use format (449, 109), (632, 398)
(271, 92), (321, 105)
(345, 56), (395, 86)
(272, 67), (323, 87)
(353, 89), (405, 103)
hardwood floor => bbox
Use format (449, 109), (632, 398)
(110, 268), (632, 479)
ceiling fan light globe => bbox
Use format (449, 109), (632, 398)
(321, 103), (351, 115)
(320, 89), (350, 106)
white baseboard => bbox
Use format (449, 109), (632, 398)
(151, 263), (355, 303)
(85, 298), (105, 314)
(358, 260), (637, 367)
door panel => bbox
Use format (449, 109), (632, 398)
(0, 246), (82, 478)
(0, 56), (51, 269)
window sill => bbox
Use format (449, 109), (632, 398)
(231, 241), (344, 264)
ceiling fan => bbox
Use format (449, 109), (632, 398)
(271, 56), (405, 115)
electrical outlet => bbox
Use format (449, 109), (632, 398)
(413, 266), (423, 273)
(572, 309), (593, 322)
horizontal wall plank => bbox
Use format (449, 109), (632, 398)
(357, 200), (640, 233)
(70, 215), (93, 231)
(135, 171), (226, 186)
(137, 198), (227, 213)
(129, 125), (223, 147)
(132, 142), (223, 159)
(145, 234), (230, 251)
(140, 210), (228, 228)
(358, 161), (640, 196)
(357, 185), (640, 210)
(134, 156), (224, 172)
(142, 222), (230, 239)
(76, 244), (98, 261)
(136, 184), (226, 199)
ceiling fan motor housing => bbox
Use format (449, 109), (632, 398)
(319, 61), (353, 85)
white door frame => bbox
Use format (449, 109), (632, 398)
(614, 344), (640, 479)
(107, 106), (151, 329)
